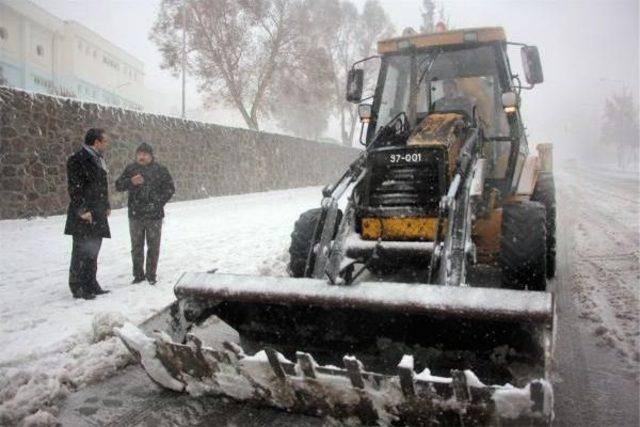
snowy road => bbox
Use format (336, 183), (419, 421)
(553, 166), (639, 426)
(1, 167), (639, 426)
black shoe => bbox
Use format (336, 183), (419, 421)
(72, 288), (96, 299)
(146, 277), (157, 285)
(70, 285), (83, 299)
(93, 288), (111, 295)
(132, 277), (145, 284)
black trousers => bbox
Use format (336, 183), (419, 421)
(129, 218), (162, 281)
(69, 235), (103, 297)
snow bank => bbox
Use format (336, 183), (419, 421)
(0, 312), (134, 426)
(91, 312), (126, 343)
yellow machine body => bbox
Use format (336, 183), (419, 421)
(361, 217), (441, 240)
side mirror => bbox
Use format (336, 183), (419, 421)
(521, 46), (544, 86)
(346, 69), (364, 103)
(358, 103), (373, 123)
(502, 91), (518, 114)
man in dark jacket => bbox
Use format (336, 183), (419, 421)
(64, 128), (111, 299)
(115, 143), (175, 285)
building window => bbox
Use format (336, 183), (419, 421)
(102, 55), (120, 70)
(33, 75), (53, 90)
(0, 27), (7, 41)
(36, 45), (44, 56)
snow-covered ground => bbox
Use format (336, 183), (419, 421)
(0, 187), (321, 426)
(552, 163), (639, 426)
(2, 164), (639, 426)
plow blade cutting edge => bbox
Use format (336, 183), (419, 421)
(116, 272), (555, 425)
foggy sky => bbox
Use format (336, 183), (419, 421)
(376, 0), (639, 160)
(29, 0), (639, 158)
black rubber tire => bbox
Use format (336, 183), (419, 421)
(288, 208), (342, 278)
(499, 201), (547, 291)
(532, 172), (557, 278)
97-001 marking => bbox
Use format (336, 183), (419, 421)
(389, 153), (423, 163)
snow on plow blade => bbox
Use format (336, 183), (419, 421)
(174, 272), (554, 322)
(117, 272), (555, 425)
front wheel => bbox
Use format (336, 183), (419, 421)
(499, 201), (547, 291)
(532, 172), (556, 278)
(288, 208), (342, 278)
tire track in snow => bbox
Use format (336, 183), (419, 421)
(553, 167), (639, 426)
(562, 171), (639, 369)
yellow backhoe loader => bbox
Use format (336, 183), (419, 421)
(118, 27), (556, 426)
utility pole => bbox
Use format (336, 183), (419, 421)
(181, 0), (187, 119)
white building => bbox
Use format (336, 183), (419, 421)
(0, 0), (145, 110)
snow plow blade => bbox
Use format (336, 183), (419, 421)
(117, 272), (555, 425)
(174, 272), (554, 322)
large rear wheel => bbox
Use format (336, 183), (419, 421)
(499, 201), (547, 291)
(532, 172), (556, 278)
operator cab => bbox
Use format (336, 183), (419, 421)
(347, 26), (544, 196)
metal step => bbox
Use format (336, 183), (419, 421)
(343, 232), (436, 259)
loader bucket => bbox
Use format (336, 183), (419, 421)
(117, 272), (555, 425)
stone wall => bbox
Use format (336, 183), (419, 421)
(0, 87), (359, 219)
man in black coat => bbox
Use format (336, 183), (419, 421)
(115, 143), (175, 285)
(64, 128), (111, 299)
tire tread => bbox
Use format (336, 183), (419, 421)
(500, 201), (547, 291)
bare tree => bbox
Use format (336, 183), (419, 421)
(269, 42), (334, 139)
(310, 0), (358, 145)
(601, 88), (639, 169)
(437, 2), (451, 29)
(262, 3), (334, 139)
(420, 0), (450, 33)
(421, 0), (436, 33)
(308, 0), (393, 146)
(151, 0), (308, 131)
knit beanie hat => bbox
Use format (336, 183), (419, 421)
(136, 142), (153, 156)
